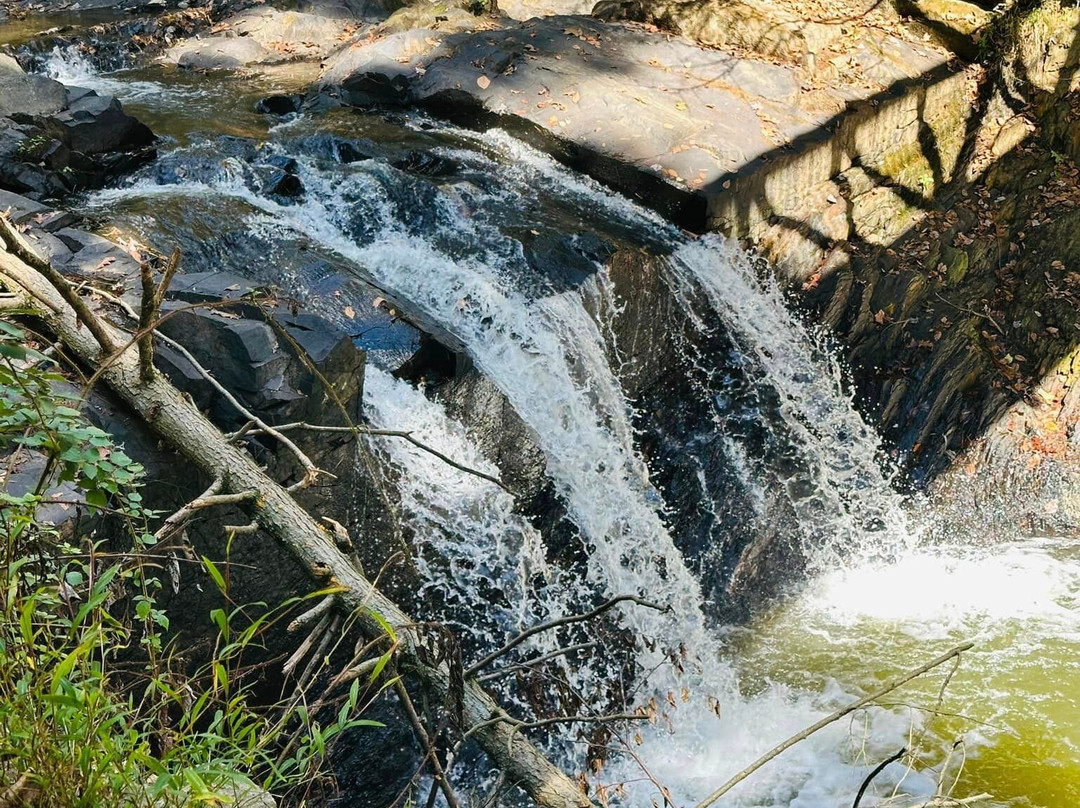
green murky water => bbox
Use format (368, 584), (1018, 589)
(730, 539), (1080, 807)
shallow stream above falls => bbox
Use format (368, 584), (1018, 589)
(33, 47), (1080, 808)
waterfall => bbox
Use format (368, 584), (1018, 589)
(87, 126), (928, 805)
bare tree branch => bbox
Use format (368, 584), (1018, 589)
(395, 679), (461, 808)
(237, 421), (509, 491)
(478, 642), (597, 683)
(466, 595), (669, 677)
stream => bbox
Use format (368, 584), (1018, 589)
(31, 44), (1080, 808)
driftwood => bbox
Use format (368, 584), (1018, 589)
(0, 236), (594, 808)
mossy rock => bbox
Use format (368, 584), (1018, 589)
(941, 245), (969, 285)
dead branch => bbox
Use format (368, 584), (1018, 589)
(288, 595), (336, 633)
(154, 476), (223, 543)
(137, 263), (157, 382)
(297, 613), (341, 691)
(284, 612), (333, 680)
(0, 246), (595, 808)
(155, 248), (181, 307)
(238, 421), (508, 491)
(466, 595), (668, 677)
(223, 521), (260, 535)
(692, 642), (975, 808)
(395, 679), (461, 808)
(905, 795), (993, 808)
(852, 747), (906, 808)
(464, 712), (648, 740)
(155, 479), (260, 544)
(478, 642), (597, 683)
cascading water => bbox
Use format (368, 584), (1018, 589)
(60, 47), (1080, 807)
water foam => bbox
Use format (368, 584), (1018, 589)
(42, 46), (173, 103)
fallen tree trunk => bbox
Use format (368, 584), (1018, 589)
(0, 246), (594, 808)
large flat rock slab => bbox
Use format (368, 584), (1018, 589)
(164, 8), (355, 69)
(318, 14), (956, 229)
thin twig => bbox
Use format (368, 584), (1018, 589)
(692, 642), (975, 808)
(905, 794), (993, 808)
(395, 680), (461, 808)
(466, 595), (668, 677)
(138, 262), (157, 381)
(852, 747), (906, 808)
(297, 613), (340, 691)
(88, 283), (325, 491)
(477, 642), (597, 682)
(288, 595), (336, 633)
(154, 476), (224, 543)
(284, 612), (332, 680)
(238, 421), (508, 491)
(154, 248), (181, 307)
(463, 712), (648, 739)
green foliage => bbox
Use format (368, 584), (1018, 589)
(0, 321), (380, 806)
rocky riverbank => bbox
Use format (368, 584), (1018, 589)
(0, 52), (153, 197)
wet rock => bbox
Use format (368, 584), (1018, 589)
(327, 697), (421, 808)
(0, 71), (68, 116)
(258, 166), (305, 197)
(261, 153), (300, 173)
(0, 61), (155, 200)
(254, 93), (303, 115)
(330, 137), (374, 163)
(391, 149), (460, 177)
(46, 92), (155, 154)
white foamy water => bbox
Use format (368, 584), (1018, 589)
(803, 542), (1080, 637)
(360, 366), (579, 647)
(669, 237), (917, 569)
(86, 130), (994, 806)
(42, 46), (174, 103)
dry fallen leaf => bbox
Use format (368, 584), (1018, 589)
(96, 257), (116, 270)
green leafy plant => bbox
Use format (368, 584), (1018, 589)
(0, 319), (383, 806)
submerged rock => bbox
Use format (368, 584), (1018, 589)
(254, 93), (304, 115)
(391, 149), (459, 177)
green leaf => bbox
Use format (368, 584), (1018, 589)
(202, 557), (227, 594)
